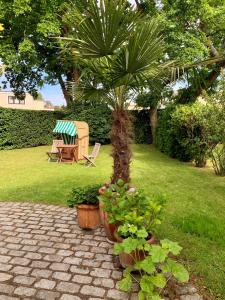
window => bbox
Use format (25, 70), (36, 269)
(8, 96), (25, 105)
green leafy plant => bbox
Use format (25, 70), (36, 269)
(114, 238), (189, 300)
(67, 185), (101, 207)
(99, 180), (166, 237)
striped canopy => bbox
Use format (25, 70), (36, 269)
(53, 121), (77, 137)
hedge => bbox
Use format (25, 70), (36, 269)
(0, 108), (65, 150)
(155, 106), (193, 162)
(0, 106), (151, 150)
(66, 103), (112, 145)
(155, 104), (219, 164)
(67, 103), (152, 145)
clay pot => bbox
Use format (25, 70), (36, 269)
(99, 200), (117, 242)
(114, 229), (155, 268)
(77, 204), (100, 230)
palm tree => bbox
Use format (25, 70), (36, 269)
(62, 0), (173, 183)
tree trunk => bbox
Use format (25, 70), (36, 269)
(58, 67), (81, 107)
(149, 107), (158, 145)
(58, 75), (73, 106)
(111, 107), (132, 184)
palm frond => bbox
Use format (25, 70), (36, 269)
(67, 0), (140, 58)
(108, 19), (169, 86)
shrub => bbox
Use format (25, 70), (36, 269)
(211, 144), (225, 176)
(155, 103), (221, 167)
(155, 106), (192, 162)
(0, 107), (65, 150)
(171, 103), (212, 167)
(67, 184), (101, 207)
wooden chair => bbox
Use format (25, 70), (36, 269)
(83, 143), (101, 167)
(46, 140), (63, 162)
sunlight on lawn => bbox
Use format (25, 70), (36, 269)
(0, 144), (225, 298)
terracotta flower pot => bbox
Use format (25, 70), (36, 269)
(99, 200), (117, 242)
(114, 229), (155, 268)
(77, 204), (100, 230)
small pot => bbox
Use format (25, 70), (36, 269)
(99, 200), (117, 242)
(114, 229), (155, 268)
(77, 204), (100, 230)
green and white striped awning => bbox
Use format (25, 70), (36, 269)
(53, 121), (77, 137)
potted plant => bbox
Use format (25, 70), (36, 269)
(107, 183), (166, 267)
(68, 185), (101, 230)
(98, 180), (132, 242)
(114, 238), (189, 300)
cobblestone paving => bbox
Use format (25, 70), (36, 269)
(0, 202), (204, 300)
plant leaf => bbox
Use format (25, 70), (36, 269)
(138, 290), (146, 300)
(118, 274), (132, 292)
(161, 239), (182, 255)
(172, 263), (189, 283)
(138, 256), (156, 274)
(113, 242), (124, 255)
(167, 259), (189, 283)
(150, 274), (166, 288)
(150, 245), (168, 263)
(140, 275), (154, 293)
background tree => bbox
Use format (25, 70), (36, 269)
(0, 0), (87, 104)
(62, 0), (173, 183)
(134, 0), (225, 103)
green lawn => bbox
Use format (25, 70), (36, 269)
(0, 145), (224, 298)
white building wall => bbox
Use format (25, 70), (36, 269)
(0, 92), (48, 110)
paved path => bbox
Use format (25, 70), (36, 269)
(0, 202), (204, 300)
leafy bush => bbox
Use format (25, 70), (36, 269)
(155, 106), (192, 162)
(211, 145), (225, 176)
(171, 103), (212, 167)
(67, 185), (101, 207)
(155, 103), (222, 167)
(0, 107), (65, 150)
(206, 74), (225, 176)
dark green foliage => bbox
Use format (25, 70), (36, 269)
(133, 110), (152, 144)
(155, 103), (225, 167)
(155, 106), (192, 162)
(67, 184), (101, 207)
(67, 103), (151, 145)
(0, 108), (65, 150)
(66, 103), (112, 145)
(0, 105), (151, 150)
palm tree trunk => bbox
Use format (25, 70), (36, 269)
(111, 107), (132, 183)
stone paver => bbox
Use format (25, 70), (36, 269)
(0, 203), (204, 300)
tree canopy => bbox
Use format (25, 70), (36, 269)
(0, 0), (224, 104)
(0, 0), (87, 102)
(136, 0), (225, 102)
